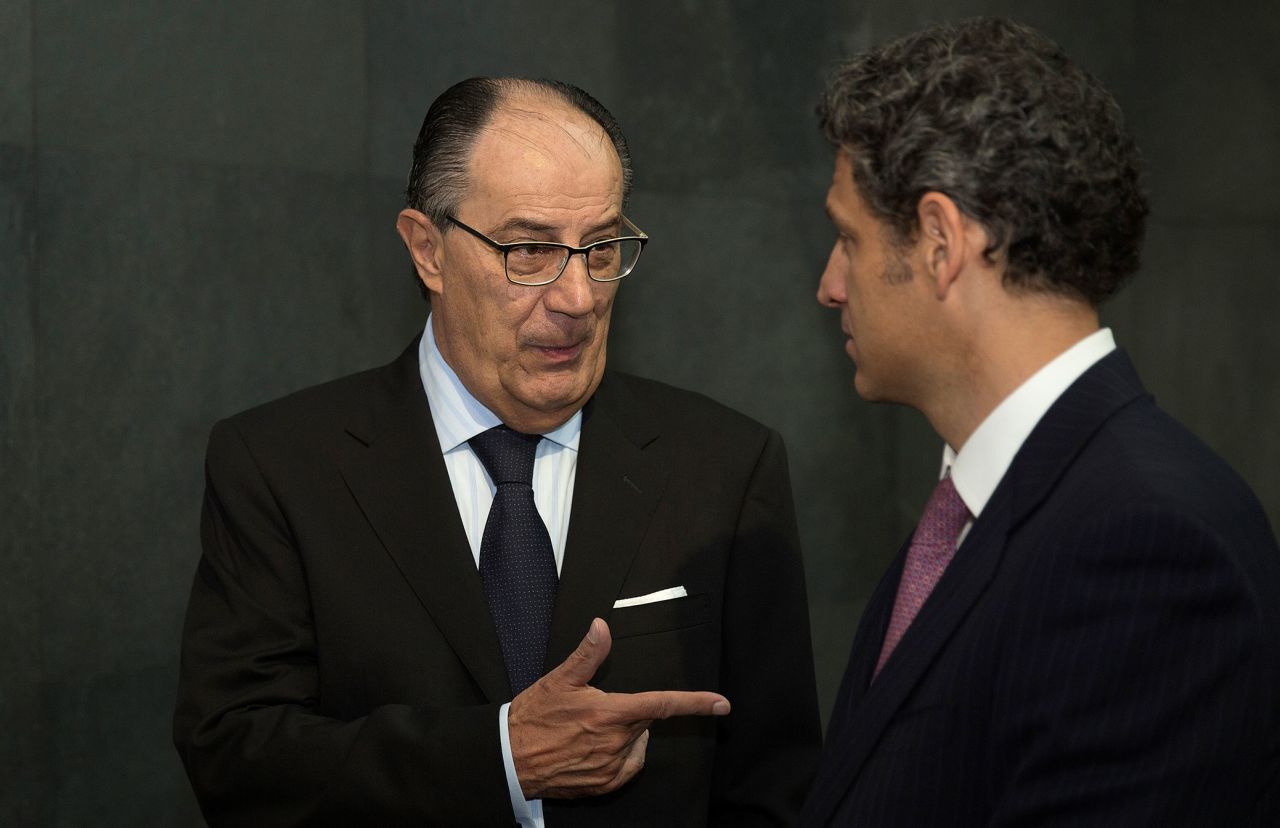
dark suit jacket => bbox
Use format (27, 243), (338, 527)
(803, 350), (1280, 826)
(173, 340), (820, 827)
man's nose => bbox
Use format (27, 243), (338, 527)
(817, 244), (845, 308)
(545, 253), (595, 316)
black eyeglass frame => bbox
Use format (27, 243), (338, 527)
(445, 214), (649, 286)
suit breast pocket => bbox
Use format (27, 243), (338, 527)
(608, 593), (712, 639)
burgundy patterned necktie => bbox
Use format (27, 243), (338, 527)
(469, 425), (559, 695)
(873, 474), (970, 679)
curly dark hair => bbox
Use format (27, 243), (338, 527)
(818, 17), (1148, 305)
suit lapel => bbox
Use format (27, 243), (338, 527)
(805, 500), (1012, 825)
(338, 340), (511, 702)
(834, 536), (908, 722)
(806, 349), (1150, 825)
(544, 374), (669, 668)
(1004, 350), (1149, 524)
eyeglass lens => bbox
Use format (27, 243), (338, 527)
(506, 239), (643, 285)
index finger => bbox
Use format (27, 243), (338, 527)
(606, 690), (731, 723)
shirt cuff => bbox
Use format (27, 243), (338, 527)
(500, 702), (544, 828)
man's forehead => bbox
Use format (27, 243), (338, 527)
(477, 97), (616, 168)
(825, 152), (856, 218)
(832, 147), (856, 179)
(461, 99), (624, 228)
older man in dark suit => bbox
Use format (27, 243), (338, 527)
(174, 77), (820, 826)
(802, 18), (1280, 826)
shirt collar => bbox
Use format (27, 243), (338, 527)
(417, 313), (582, 454)
(943, 327), (1116, 517)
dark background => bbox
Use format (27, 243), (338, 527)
(2, 1), (1277, 824)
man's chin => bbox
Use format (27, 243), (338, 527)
(852, 370), (886, 403)
(505, 373), (601, 426)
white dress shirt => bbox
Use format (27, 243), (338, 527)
(943, 328), (1117, 543)
(418, 314), (573, 828)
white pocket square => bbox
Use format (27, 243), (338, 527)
(612, 586), (688, 609)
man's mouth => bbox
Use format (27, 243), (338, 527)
(533, 340), (585, 363)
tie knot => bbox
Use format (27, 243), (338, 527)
(469, 425), (540, 486)
(914, 474), (970, 548)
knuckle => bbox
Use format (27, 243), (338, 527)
(601, 768), (628, 793)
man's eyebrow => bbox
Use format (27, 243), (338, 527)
(824, 202), (853, 237)
(491, 217), (559, 238)
(581, 216), (624, 239)
(491, 215), (623, 242)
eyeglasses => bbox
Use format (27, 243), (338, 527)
(446, 215), (649, 286)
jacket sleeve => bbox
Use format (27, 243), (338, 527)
(173, 419), (515, 827)
(710, 428), (823, 826)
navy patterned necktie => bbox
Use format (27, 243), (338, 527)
(469, 425), (559, 695)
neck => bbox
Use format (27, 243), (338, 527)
(490, 403), (577, 435)
(924, 293), (1099, 451)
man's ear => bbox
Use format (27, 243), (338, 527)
(915, 192), (972, 300)
(396, 209), (446, 295)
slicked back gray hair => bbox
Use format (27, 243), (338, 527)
(403, 77), (634, 297)
(819, 17), (1148, 305)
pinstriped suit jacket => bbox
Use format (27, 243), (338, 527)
(803, 350), (1280, 826)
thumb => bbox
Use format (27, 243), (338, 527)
(553, 617), (612, 687)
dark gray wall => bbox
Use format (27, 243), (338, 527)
(2, 1), (1276, 824)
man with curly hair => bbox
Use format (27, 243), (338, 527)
(803, 18), (1280, 826)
